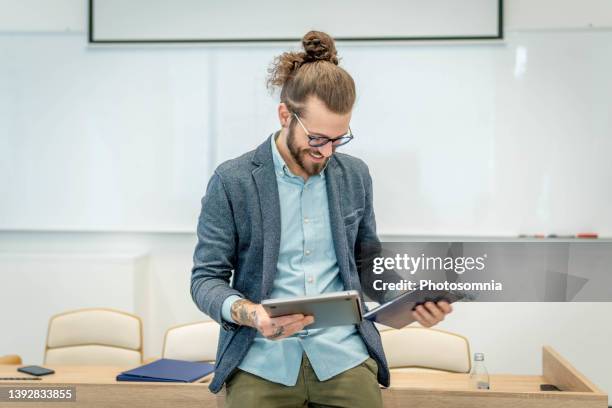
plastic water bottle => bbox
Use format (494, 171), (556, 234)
(470, 353), (490, 390)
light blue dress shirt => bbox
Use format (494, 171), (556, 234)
(220, 134), (369, 386)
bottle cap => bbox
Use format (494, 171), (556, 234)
(474, 353), (485, 361)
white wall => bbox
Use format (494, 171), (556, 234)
(1, 0), (611, 402)
(0, 250), (148, 362)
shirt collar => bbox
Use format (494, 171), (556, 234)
(271, 131), (327, 179)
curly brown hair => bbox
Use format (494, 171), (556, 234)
(267, 31), (355, 115)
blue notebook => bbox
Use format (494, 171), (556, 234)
(116, 359), (215, 383)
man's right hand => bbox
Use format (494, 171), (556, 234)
(230, 299), (314, 340)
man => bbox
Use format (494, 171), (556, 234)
(191, 31), (453, 407)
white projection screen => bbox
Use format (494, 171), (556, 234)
(89, 0), (503, 43)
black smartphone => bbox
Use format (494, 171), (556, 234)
(17, 366), (55, 377)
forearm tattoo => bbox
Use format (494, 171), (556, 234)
(270, 326), (284, 339)
(230, 299), (259, 327)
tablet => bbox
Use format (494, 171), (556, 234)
(261, 290), (362, 329)
(364, 289), (464, 329)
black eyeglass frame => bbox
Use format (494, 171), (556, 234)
(292, 113), (354, 148)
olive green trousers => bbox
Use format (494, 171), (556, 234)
(224, 354), (383, 408)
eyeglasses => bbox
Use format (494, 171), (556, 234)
(292, 113), (354, 148)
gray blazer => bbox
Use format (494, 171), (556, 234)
(191, 135), (391, 393)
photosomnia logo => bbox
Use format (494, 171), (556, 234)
(372, 253), (487, 275)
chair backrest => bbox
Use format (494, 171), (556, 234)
(381, 327), (471, 373)
(45, 308), (143, 366)
(0, 355), (22, 365)
(162, 320), (219, 362)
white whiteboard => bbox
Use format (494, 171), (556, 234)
(212, 31), (612, 237)
(90, 0), (502, 43)
(0, 35), (213, 232)
(1, 30), (611, 235)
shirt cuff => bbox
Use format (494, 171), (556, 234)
(221, 295), (242, 324)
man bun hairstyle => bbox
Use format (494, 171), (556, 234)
(267, 30), (355, 115)
(302, 31), (339, 64)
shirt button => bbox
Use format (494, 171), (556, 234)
(307, 276), (314, 283)
(304, 217), (309, 224)
(305, 250), (311, 256)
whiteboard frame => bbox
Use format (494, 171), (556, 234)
(88, 0), (504, 44)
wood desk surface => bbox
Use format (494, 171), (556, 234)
(0, 365), (212, 385)
(0, 347), (607, 408)
(390, 371), (544, 392)
(0, 364), (217, 408)
(0, 365), (539, 391)
(384, 371), (606, 408)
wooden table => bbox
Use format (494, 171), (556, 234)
(0, 346), (606, 408)
(0, 365), (218, 408)
(381, 347), (607, 408)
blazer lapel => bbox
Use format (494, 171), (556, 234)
(252, 136), (281, 300)
(326, 158), (354, 290)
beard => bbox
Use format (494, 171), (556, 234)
(286, 125), (330, 176)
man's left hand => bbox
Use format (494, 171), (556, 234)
(411, 301), (453, 328)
